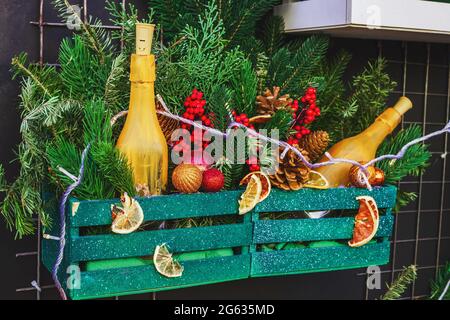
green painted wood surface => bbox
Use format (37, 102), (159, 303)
(70, 191), (243, 227)
(69, 186), (396, 227)
(72, 254), (251, 300)
(253, 215), (394, 244)
(251, 241), (391, 276)
(70, 223), (252, 262)
(254, 186), (397, 213)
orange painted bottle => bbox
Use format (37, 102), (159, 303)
(316, 97), (412, 187)
(116, 24), (168, 196)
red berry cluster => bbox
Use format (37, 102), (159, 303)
(300, 87), (320, 124)
(246, 156), (260, 172)
(287, 87), (321, 146)
(231, 111), (255, 130)
(173, 89), (214, 152)
(180, 88), (212, 128)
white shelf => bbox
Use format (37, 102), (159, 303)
(274, 0), (450, 43)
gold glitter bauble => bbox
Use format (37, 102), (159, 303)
(371, 168), (385, 186)
(349, 165), (376, 188)
(172, 164), (203, 193)
(349, 164), (385, 188)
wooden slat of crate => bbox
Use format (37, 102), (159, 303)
(251, 241), (391, 277)
(70, 191), (243, 227)
(70, 223), (252, 262)
(72, 254), (251, 300)
(254, 186), (397, 213)
(253, 215), (394, 244)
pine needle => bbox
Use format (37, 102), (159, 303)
(430, 262), (450, 300)
(377, 125), (431, 184)
(11, 53), (59, 98)
(394, 191), (418, 213)
(0, 165), (5, 190)
(381, 265), (417, 300)
(280, 36), (329, 95)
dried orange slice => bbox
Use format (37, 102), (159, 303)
(238, 175), (262, 215)
(348, 196), (380, 247)
(153, 244), (184, 278)
(240, 171), (271, 202)
(304, 170), (330, 190)
(111, 194), (144, 234)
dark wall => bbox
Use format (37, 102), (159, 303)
(0, 1), (449, 300)
(0, 1), (39, 300)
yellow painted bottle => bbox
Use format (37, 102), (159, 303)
(316, 97), (413, 187)
(116, 23), (168, 196)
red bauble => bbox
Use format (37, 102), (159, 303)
(201, 168), (225, 193)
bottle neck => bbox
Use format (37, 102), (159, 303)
(128, 53), (158, 118)
(129, 82), (156, 109)
(130, 54), (156, 82)
(357, 107), (402, 146)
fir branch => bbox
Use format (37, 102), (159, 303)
(230, 60), (258, 116)
(82, 100), (135, 196)
(377, 125), (431, 184)
(0, 80), (57, 237)
(150, 0), (279, 51)
(82, 100), (113, 144)
(149, 0), (188, 42)
(59, 36), (110, 101)
(236, 36), (264, 64)
(91, 142), (136, 196)
(280, 36), (329, 95)
(222, 164), (245, 190)
(20, 97), (78, 133)
(11, 53), (58, 98)
(263, 110), (294, 141)
(0, 175), (46, 238)
(225, 0), (280, 49)
(316, 50), (352, 114)
(394, 191), (417, 213)
(46, 138), (114, 200)
(256, 52), (270, 93)
(311, 50), (352, 137)
(347, 58), (397, 137)
(208, 85), (232, 132)
(182, 3), (225, 53)
(0, 165), (5, 191)
(381, 265), (417, 300)
(52, 0), (112, 63)
(430, 262), (450, 300)
(104, 53), (129, 114)
(260, 15), (285, 59)
(267, 47), (291, 89)
(157, 3), (245, 107)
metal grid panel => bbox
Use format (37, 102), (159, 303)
(14, 0), (450, 300)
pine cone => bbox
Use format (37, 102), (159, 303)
(298, 131), (330, 163)
(269, 145), (311, 191)
(157, 101), (179, 143)
(256, 86), (293, 116)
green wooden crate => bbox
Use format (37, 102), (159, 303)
(250, 186), (396, 277)
(42, 186), (396, 300)
(42, 191), (253, 300)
